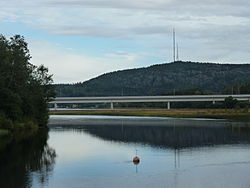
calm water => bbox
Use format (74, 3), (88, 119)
(1, 115), (250, 188)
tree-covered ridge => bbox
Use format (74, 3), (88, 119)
(55, 61), (250, 97)
(0, 35), (54, 129)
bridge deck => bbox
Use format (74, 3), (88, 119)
(50, 95), (250, 104)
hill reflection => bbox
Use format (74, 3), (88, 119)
(51, 120), (250, 149)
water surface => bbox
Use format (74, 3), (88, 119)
(1, 115), (250, 188)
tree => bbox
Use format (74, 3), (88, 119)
(224, 96), (238, 109)
(0, 35), (54, 129)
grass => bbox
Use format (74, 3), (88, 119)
(0, 118), (39, 140)
(0, 121), (40, 151)
(49, 108), (250, 120)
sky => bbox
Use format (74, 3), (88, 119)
(1, 0), (250, 83)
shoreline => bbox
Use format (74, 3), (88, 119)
(49, 109), (250, 121)
(0, 129), (10, 137)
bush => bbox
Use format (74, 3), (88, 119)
(0, 129), (9, 137)
(0, 114), (14, 130)
(224, 96), (238, 109)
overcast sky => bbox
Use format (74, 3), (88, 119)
(1, 0), (250, 83)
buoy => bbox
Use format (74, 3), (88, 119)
(133, 156), (140, 165)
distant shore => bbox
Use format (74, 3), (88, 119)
(49, 109), (250, 121)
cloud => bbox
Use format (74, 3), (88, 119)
(44, 25), (128, 39)
(105, 51), (140, 61)
(47, 0), (250, 15)
(1, 0), (250, 44)
(28, 40), (140, 83)
(1, 0), (250, 83)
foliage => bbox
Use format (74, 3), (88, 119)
(224, 83), (250, 94)
(0, 35), (54, 129)
(55, 61), (250, 97)
(0, 113), (14, 130)
(163, 88), (212, 96)
(224, 96), (238, 109)
(0, 129), (9, 137)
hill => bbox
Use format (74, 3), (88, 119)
(55, 61), (250, 97)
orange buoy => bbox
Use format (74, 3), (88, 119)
(133, 156), (140, 165)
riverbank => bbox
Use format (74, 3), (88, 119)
(0, 129), (9, 136)
(49, 109), (250, 120)
(0, 124), (43, 151)
(0, 119), (40, 145)
(0, 121), (39, 134)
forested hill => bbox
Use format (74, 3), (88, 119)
(55, 61), (250, 97)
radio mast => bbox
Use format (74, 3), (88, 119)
(177, 43), (179, 61)
(173, 28), (176, 62)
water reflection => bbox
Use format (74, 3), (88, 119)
(51, 121), (250, 149)
(2, 116), (250, 188)
(48, 117), (250, 188)
(0, 129), (56, 188)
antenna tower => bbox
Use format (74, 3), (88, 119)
(177, 43), (179, 61)
(173, 28), (176, 62)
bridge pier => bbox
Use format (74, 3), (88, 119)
(110, 102), (114, 109)
(167, 102), (171, 110)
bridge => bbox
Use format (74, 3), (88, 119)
(49, 94), (250, 110)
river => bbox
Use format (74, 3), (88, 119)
(1, 115), (250, 188)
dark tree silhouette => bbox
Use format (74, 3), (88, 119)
(0, 35), (55, 128)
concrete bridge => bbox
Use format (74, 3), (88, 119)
(50, 94), (250, 110)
